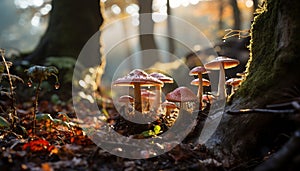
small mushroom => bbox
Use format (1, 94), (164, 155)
(166, 86), (198, 113)
(204, 56), (239, 99)
(113, 69), (163, 113)
(141, 89), (156, 113)
(118, 95), (134, 115)
(225, 78), (243, 94)
(189, 66), (209, 109)
(149, 72), (174, 112)
(202, 94), (215, 104)
(191, 78), (211, 109)
(161, 101), (179, 127)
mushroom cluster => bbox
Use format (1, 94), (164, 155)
(113, 69), (172, 114)
(112, 56), (240, 126)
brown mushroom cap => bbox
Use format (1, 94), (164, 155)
(166, 86), (198, 102)
(189, 66), (209, 75)
(204, 56), (240, 70)
(141, 89), (156, 98)
(202, 94), (215, 102)
(226, 78), (243, 87)
(149, 72), (174, 83)
(118, 95), (134, 103)
(191, 78), (211, 87)
(161, 101), (178, 109)
(113, 69), (163, 86)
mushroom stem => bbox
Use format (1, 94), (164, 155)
(134, 83), (142, 113)
(218, 62), (226, 99)
(154, 85), (162, 113)
(197, 73), (203, 110)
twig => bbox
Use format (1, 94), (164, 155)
(222, 29), (250, 41)
(226, 108), (296, 115)
(254, 129), (300, 171)
(267, 101), (300, 111)
(0, 49), (17, 125)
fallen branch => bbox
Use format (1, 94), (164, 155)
(254, 129), (300, 171)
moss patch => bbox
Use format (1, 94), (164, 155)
(234, 0), (300, 105)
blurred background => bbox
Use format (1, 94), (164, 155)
(0, 0), (259, 52)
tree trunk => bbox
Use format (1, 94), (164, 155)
(230, 0), (241, 30)
(26, 0), (103, 64)
(138, 0), (160, 68)
(204, 0), (300, 166)
(218, 0), (224, 31)
(167, 0), (175, 55)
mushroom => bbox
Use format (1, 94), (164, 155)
(141, 89), (156, 113)
(162, 101), (178, 117)
(225, 78), (243, 94)
(191, 78), (211, 109)
(189, 66), (209, 107)
(166, 86), (198, 113)
(149, 72), (174, 112)
(118, 95), (134, 116)
(204, 56), (239, 99)
(113, 69), (163, 113)
(161, 101), (179, 127)
(202, 94), (215, 104)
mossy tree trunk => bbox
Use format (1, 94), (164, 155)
(204, 0), (300, 167)
(26, 0), (103, 64)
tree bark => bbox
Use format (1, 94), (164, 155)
(204, 0), (300, 166)
(253, 0), (259, 12)
(230, 0), (241, 30)
(26, 0), (103, 64)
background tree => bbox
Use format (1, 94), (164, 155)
(204, 0), (300, 168)
(138, 0), (159, 68)
(26, 0), (103, 64)
(230, 0), (241, 29)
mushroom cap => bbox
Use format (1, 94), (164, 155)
(161, 101), (178, 108)
(204, 56), (240, 70)
(190, 78), (211, 86)
(202, 94), (215, 102)
(113, 69), (163, 87)
(166, 86), (198, 102)
(141, 89), (156, 98)
(189, 66), (209, 75)
(118, 95), (134, 103)
(149, 72), (174, 83)
(225, 78), (243, 86)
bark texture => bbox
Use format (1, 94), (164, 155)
(26, 0), (103, 63)
(205, 0), (300, 166)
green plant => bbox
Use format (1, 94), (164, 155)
(25, 65), (60, 135)
(141, 125), (161, 137)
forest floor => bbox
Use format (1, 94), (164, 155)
(0, 97), (241, 171)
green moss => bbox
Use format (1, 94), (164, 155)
(234, 0), (279, 102)
(234, 0), (300, 105)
